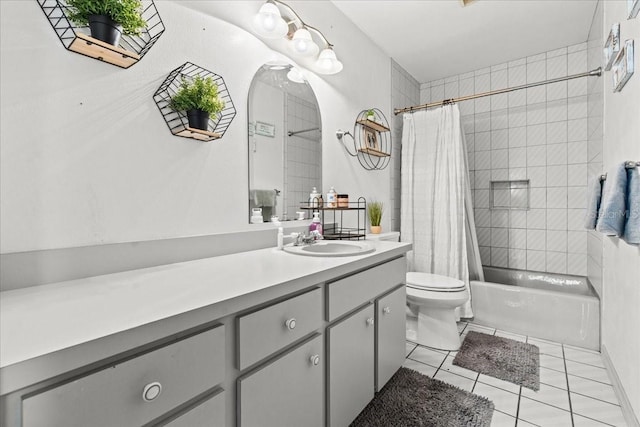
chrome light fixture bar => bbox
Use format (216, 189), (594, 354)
(252, 0), (343, 75)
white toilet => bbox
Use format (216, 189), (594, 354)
(367, 231), (469, 351)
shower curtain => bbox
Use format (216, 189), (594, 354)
(400, 105), (483, 318)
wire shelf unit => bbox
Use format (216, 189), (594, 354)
(153, 62), (237, 142)
(300, 197), (367, 240)
(37, 0), (165, 69)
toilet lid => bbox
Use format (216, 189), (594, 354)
(406, 272), (466, 292)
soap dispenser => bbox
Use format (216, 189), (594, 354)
(309, 212), (323, 235)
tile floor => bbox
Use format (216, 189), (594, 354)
(404, 321), (628, 426)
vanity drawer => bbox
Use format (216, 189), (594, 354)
(327, 257), (405, 321)
(22, 325), (226, 427)
(237, 287), (322, 370)
(164, 389), (225, 427)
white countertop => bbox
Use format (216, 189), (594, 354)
(0, 240), (410, 391)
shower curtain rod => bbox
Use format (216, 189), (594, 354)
(393, 67), (602, 115)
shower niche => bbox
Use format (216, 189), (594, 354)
(489, 180), (530, 210)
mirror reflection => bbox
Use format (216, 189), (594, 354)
(248, 64), (322, 223)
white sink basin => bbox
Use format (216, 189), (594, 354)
(283, 241), (375, 257)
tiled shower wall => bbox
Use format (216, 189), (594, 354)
(420, 43), (592, 275)
(586, 0), (604, 297)
(390, 59), (421, 232)
(284, 93), (321, 220)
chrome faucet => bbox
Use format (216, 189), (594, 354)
(291, 231), (323, 246)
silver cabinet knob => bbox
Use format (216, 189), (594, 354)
(309, 354), (320, 366)
(142, 382), (162, 402)
(285, 318), (297, 330)
(383, 306), (391, 314)
(366, 317), (374, 326)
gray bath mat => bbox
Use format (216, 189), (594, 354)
(350, 367), (494, 427)
(453, 331), (540, 391)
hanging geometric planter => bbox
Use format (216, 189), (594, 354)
(37, 0), (165, 69)
(153, 62), (237, 142)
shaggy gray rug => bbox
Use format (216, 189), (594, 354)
(350, 367), (494, 427)
(453, 331), (540, 391)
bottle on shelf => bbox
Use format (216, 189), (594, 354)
(326, 187), (337, 208)
(309, 187), (320, 208)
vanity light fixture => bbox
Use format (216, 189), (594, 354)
(252, 0), (343, 75)
(286, 67), (306, 83)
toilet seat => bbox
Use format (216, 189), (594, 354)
(406, 272), (466, 292)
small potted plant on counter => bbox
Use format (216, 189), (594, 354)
(64, 0), (147, 46)
(169, 76), (226, 131)
(368, 201), (384, 234)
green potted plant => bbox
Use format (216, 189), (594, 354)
(64, 0), (147, 46)
(368, 201), (384, 234)
(366, 109), (375, 122)
(169, 76), (226, 131)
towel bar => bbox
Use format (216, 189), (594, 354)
(599, 161), (640, 181)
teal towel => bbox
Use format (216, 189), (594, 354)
(596, 163), (627, 236)
(623, 167), (640, 245)
(584, 175), (603, 230)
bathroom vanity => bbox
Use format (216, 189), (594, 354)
(0, 240), (411, 427)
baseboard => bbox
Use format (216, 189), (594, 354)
(601, 344), (640, 427)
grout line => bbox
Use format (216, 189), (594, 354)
(562, 344), (576, 427)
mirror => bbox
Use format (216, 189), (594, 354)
(248, 64), (322, 223)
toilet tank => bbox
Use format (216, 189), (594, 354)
(366, 231), (400, 242)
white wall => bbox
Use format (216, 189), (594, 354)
(0, 1), (392, 253)
(601, 0), (640, 420)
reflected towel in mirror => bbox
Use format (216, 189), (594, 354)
(251, 189), (277, 207)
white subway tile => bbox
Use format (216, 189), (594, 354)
(568, 231), (587, 254)
(475, 131), (491, 151)
(510, 167), (527, 180)
(508, 105), (527, 126)
(568, 118), (588, 142)
(431, 84), (444, 102)
(508, 126), (527, 148)
(492, 168), (509, 181)
(526, 145), (547, 166)
(492, 210), (510, 228)
(475, 170), (491, 189)
(509, 147), (527, 168)
(568, 96), (588, 120)
(527, 250), (546, 271)
(475, 208), (491, 227)
(527, 124), (547, 146)
(527, 209), (547, 230)
(567, 141), (588, 164)
(509, 248), (527, 269)
(527, 86), (546, 104)
(491, 247), (509, 268)
(509, 228), (528, 248)
(491, 69), (508, 90)
(492, 228), (509, 247)
(546, 251), (567, 274)
(546, 99), (568, 122)
(546, 81), (568, 101)
(491, 149), (509, 169)
(530, 188), (547, 208)
(547, 209), (568, 230)
(491, 109), (509, 129)
(510, 211), (527, 229)
(477, 227), (491, 246)
(568, 208), (586, 230)
(547, 166), (568, 188)
(547, 55), (568, 79)
(528, 167), (547, 187)
(475, 112), (491, 132)
(480, 246), (491, 264)
(475, 189), (490, 207)
(475, 151), (491, 170)
(547, 230), (568, 252)
(567, 253), (587, 275)
(527, 59), (546, 82)
(547, 143), (568, 165)
(568, 186), (587, 208)
(491, 129), (509, 149)
(547, 122), (568, 144)
(568, 164), (587, 186)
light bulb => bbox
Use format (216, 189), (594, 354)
(315, 48), (343, 75)
(290, 28), (319, 57)
(252, 3), (288, 39)
(287, 67), (305, 83)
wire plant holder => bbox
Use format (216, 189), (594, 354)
(340, 109), (391, 170)
(37, 0), (165, 69)
(153, 62), (237, 142)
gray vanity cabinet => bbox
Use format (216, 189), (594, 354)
(21, 325), (226, 427)
(327, 303), (376, 427)
(238, 334), (324, 427)
(375, 285), (406, 391)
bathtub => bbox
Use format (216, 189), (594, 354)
(470, 267), (600, 350)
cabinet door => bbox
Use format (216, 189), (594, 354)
(238, 334), (323, 427)
(327, 303), (375, 427)
(163, 389), (225, 427)
(376, 285), (406, 391)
